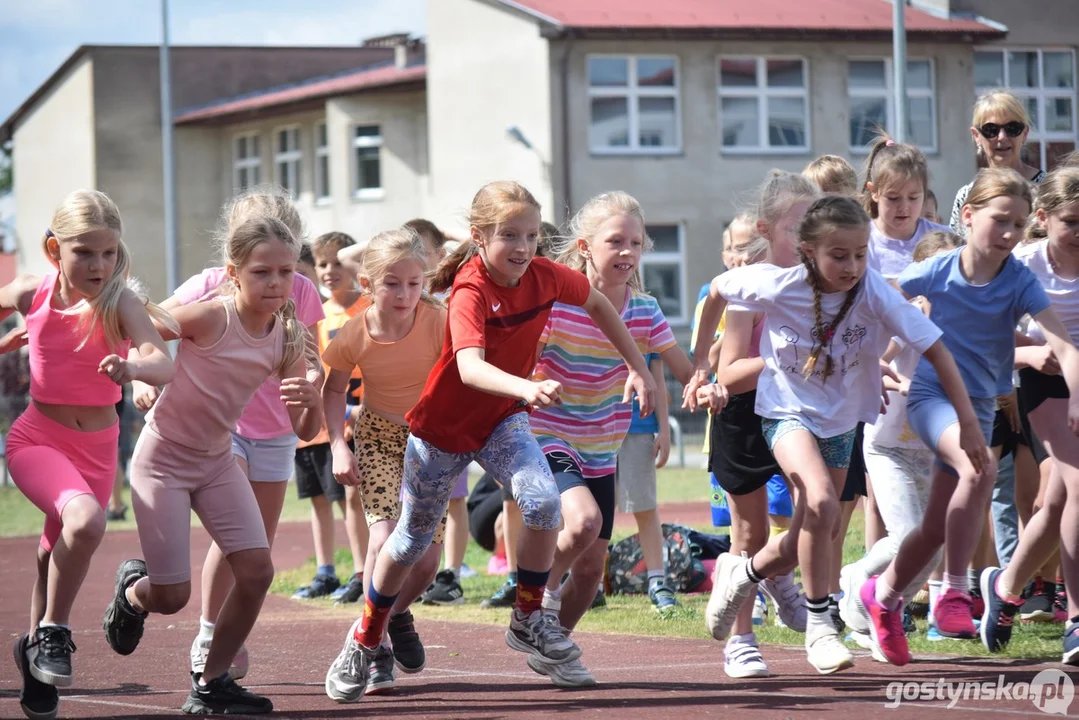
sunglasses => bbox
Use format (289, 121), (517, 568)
(977, 121), (1026, 139)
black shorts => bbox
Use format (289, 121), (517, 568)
(294, 443), (346, 501)
(991, 407), (1029, 459)
(840, 423), (867, 502)
(708, 390), (780, 496)
(547, 451), (615, 540)
(467, 473), (505, 552)
(1018, 368), (1067, 464)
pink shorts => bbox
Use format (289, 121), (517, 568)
(7, 403), (118, 552)
(130, 427), (268, 585)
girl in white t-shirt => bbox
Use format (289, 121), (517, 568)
(684, 195), (976, 675)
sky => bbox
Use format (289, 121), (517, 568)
(0, 0), (428, 123)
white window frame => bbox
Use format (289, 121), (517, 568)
(641, 224), (687, 326)
(233, 132), (261, 191)
(848, 57), (937, 154)
(717, 55), (811, 155)
(974, 47), (1078, 169)
(314, 121), (330, 203)
(273, 125), (302, 198)
(352, 124), (384, 200)
(586, 54), (682, 155)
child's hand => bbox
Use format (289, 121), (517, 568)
(997, 391), (1020, 434)
(623, 368), (655, 418)
(959, 417), (991, 476)
(695, 382), (728, 413)
(1029, 344), (1061, 375)
(524, 379), (562, 410)
(654, 431), (671, 469)
(681, 367), (710, 411)
(0, 326), (28, 354)
(99, 355), (136, 385)
(132, 381), (160, 412)
(280, 377), (319, 409)
(331, 440), (360, 486)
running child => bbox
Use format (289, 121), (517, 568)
(323, 180), (657, 700)
(102, 215), (321, 715)
(3, 190), (175, 720)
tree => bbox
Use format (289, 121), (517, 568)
(0, 141), (11, 194)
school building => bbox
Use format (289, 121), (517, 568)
(2, 0), (1078, 334)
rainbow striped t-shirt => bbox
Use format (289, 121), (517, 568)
(530, 290), (677, 478)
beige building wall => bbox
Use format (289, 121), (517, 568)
(175, 126), (223, 282)
(12, 56), (96, 279)
(425, 0), (555, 235)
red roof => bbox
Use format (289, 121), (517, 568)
(506, 0), (1004, 38)
(174, 63), (426, 125)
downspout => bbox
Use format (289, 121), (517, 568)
(559, 33), (573, 224)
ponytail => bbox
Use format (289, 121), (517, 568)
(430, 241), (479, 295)
(275, 298), (309, 377)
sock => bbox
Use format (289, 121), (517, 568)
(728, 632), (757, 648)
(805, 596), (832, 633)
(942, 572), (968, 595)
(744, 556), (764, 585)
(198, 617), (215, 642)
(967, 568), (980, 591)
(542, 586), (562, 612)
(36, 622), (71, 630)
(506, 571), (518, 586)
(647, 569), (665, 587)
(446, 566), (461, 580)
(829, 592), (842, 604)
(994, 575), (1022, 605)
(874, 576), (901, 611)
(355, 584), (398, 650)
(928, 580), (942, 616)
(515, 566), (551, 616)
(317, 564), (336, 578)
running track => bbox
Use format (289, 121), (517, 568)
(1, 512), (1075, 718)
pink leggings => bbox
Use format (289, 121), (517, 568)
(7, 403), (118, 552)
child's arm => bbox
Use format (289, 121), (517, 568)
(715, 310), (765, 396)
(707, 336), (723, 373)
(322, 368), (360, 486)
(580, 287), (655, 416)
(921, 339), (990, 474)
(457, 347), (564, 409)
(0, 274), (39, 327)
(684, 277), (728, 409)
(281, 354), (322, 443)
(651, 357), (671, 469)
(1029, 308), (1079, 433)
(1014, 344), (1060, 374)
(99, 289), (176, 387)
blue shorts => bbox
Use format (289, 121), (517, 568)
(710, 473), (793, 527)
(907, 380), (995, 476)
(760, 418), (857, 470)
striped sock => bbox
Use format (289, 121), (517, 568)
(806, 596), (832, 633)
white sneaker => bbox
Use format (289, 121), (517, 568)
(752, 592), (768, 626)
(189, 635), (249, 680)
(325, 620), (372, 703)
(761, 571), (807, 632)
(724, 636), (769, 678)
(805, 625), (854, 675)
(705, 554), (756, 642)
(527, 655), (597, 687)
(838, 563), (871, 635)
(507, 609), (581, 664)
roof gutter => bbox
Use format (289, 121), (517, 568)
(539, 26), (1004, 43)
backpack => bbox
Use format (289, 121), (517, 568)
(607, 523), (718, 595)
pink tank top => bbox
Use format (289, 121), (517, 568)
(146, 296), (284, 453)
(27, 272), (129, 406)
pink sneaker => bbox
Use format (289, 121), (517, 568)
(935, 589), (977, 638)
(487, 552), (509, 576)
(860, 576), (911, 666)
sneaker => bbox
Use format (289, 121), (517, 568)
(705, 553), (756, 642)
(13, 633), (59, 720)
(934, 589), (977, 639)
(293, 572), (340, 600)
(102, 559), (148, 656)
(761, 571), (807, 632)
(183, 672), (272, 715)
(325, 620), (372, 703)
(860, 576), (911, 666)
(365, 644), (396, 696)
(507, 608), (581, 664)
(422, 570), (465, 606)
(25, 626), (75, 687)
(105, 504), (127, 522)
(1063, 622), (1079, 666)
(724, 636), (769, 678)
(979, 567), (1019, 653)
(527, 655), (597, 688)
(488, 552), (510, 576)
(1020, 577), (1054, 623)
(591, 587), (606, 609)
(838, 563), (870, 635)
(901, 606), (916, 636)
(1054, 583), (1068, 624)
(332, 574), (364, 605)
(459, 564), (478, 579)
(829, 597), (845, 635)
(907, 585), (930, 618)
(387, 610), (426, 674)
(189, 635), (248, 680)
(805, 625), (854, 675)
(926, 622), (944, 641)
(970, 586), (985, 618)
(648, 579), (680, 615)
(752, 592), (768, 626)
(482, 580), (517, 609)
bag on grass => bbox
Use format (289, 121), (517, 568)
(607, 523), (711, 595)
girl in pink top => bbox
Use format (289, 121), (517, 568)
(132, 189), (324, 679)
(103, 215), (321, 716)
(0, 190), (175, 719)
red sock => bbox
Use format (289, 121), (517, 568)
(515, 582), (545, 615)
(353, 587), (397, 649)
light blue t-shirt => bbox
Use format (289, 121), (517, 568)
(899, 247), (1050, 398)
(628, 353), (660, 435)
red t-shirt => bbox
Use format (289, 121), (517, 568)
(407, 255), (591, 453)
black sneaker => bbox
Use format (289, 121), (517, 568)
(1064, 621), (1079, 666)
(13, 633), (59, 720)
(387, 610), (425, 674)
(25, 626), (75, 687)
(829, 597), (846, 634)
(181, 672), (272, 715)
(333, 573), (365, 605)
(980, 567), (1019, 653)
(901, 606), (916, 635)
(292, 573), (340, 600)
(421, 570), (465, 606)
(481, 581), (517, 609)
(590, 587), (606, 610)
(1020, 577), (1054, 623)
(103, 559), (148, 656)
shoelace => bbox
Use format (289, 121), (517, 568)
(33, 628), (76, 659)
(534, 611), (571, 645)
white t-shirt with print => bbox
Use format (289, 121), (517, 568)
(717, 264), (943, 438)
(865, 336), (927, 450)
(868, 217), (950, 280)
(1013, 240), (1079, 345)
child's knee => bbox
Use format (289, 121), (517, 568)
(63, 499), (107, 545)
(154, 584), (191, 615)
(386, 528), (432, 567)
(232, 553), (274, 592)
(805, 492), (839, 528)
(520, 489), (562, 532)
(564, 510), (602, 547)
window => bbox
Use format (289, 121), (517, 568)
(848, 59), (936, 152)
(975, 49), (1078, 169)
(234, 133), (261, 191)
(274, 127), (302, 197)
(314, 122), (330, 201)
(642, 224), (686, 324)
(587, 55), (680, 153)
(353, 125), (383, 198)
(718, 57), (809, 153)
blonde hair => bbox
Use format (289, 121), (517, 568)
(222, 216), (307, 376)
(803, 155), (859, 195)
(757, 170), (818, 230)
(797, 195), (871, 381)
(861, 133), (930, 218)
(972, 89), (1032, 129)
(725, 212), (768, 264)
(1035, 165), (1079, 218)
(360, 227), (440, 307)
(965, 167), (1034, 214)
(431, 181), (541, 294)
(553, 191), (650, 293)
(913, 229), (963, 262)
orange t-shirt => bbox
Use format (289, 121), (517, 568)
(321, 300), (446, 417)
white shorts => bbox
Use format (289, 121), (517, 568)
(615, 433), (658, 513)
(231, 432), (299, 482)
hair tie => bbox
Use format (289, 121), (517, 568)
(885, 139), (896, 147)
(45, 228), (55, 239)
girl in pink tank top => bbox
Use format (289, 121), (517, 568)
(0, 190), (174, 716)
(103, 215), (321, 715)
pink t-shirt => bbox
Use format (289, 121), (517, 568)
(172, 267), (325, 439)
